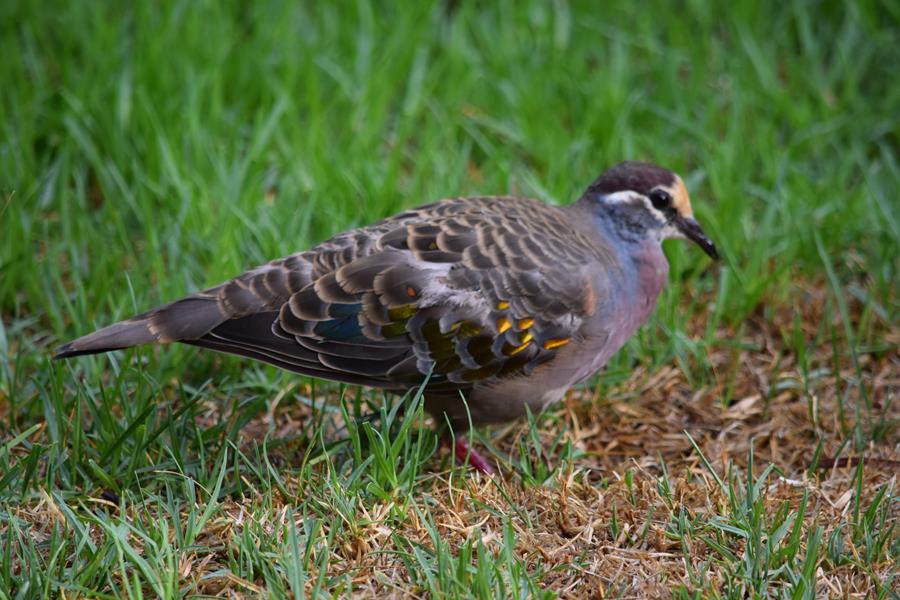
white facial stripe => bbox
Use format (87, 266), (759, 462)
(603, 190), (668, 225)
(601, 190), (642, 205)
(659, 222), (684, 241)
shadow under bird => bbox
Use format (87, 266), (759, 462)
(55, 161), (719, 474)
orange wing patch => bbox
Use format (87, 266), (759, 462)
(503, 340), (532, 356)
(496, 317), (511, 333)
(543, 338), (570, 350)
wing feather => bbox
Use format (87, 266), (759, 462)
(57, 196), (615, 394)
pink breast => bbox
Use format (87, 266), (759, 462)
(576, 242), (669, 383)
(631, 242), (670, 325)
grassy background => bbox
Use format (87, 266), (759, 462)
(1, 0), (897, 597)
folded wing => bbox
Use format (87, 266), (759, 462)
(55, 197), (614, 392)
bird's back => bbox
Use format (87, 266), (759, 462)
(56, 160), (720, 434)
(56, 197), (618, 406)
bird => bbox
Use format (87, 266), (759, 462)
(55, 161), (718, 474)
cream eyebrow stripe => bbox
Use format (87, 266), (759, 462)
(671, 176), (694, 218)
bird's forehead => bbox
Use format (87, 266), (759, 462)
(669, 176), (694, 218)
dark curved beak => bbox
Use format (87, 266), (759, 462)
(676, 216), (719, 260)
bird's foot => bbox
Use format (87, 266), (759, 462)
(453, 437), (495, 475)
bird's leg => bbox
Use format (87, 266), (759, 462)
(452, 436), (495, 475)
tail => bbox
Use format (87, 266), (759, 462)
(53, 296), (227, 359)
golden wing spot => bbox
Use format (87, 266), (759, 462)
(516, 317), (534, 330)
(543, 338), (570, 350)
(496, 300), (510, 310)
(503, 340), (532, 356)
(428, 242), (438, 250)
(496, 317), (511, 334)
(520, 331), (533, 344)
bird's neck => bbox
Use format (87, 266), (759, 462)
(570, 196), (663, 252)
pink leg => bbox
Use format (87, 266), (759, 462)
(453, 437), (495, 475)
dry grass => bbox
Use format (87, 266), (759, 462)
(3, 277), (896, 598)
(3, 2), (898, 596)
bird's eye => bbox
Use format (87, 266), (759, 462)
(649, 189), (672, 210)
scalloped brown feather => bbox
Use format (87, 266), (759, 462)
(55, 162), (691, 430)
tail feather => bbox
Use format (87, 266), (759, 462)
(54, 318), (157, 358)
(53, 296), (225, 359)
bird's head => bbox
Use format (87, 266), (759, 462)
(582, 161), (718, 259)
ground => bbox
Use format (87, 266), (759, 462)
(1, 1), (898, 598)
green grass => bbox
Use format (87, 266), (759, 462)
(1, 0), (898, 597)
